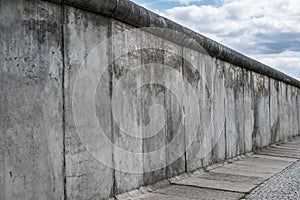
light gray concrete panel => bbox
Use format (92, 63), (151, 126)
(224, 63), (239, 158)
(183, 47), (202, 172)
(243, 69), (254, 153)
(163, 40), (186, 178)
(260, 76), (271, 147)
(111, 20), (144, 195)
(141, 32), (167, 185)
(210, 59), (226, 163)
(252, 72), (271, 149)
(234, 66), (245, 155)
(63, 6), (113, 199)
(292, 86), (299, 137)
(199, 53), (214, 166)
(270, 78), (280, 143)
(286, 85), (292, 137)
(279, 82), (289, 141)
(0, 1), (64, 199)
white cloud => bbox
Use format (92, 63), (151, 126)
(160, 0), (300, 79)
(161, 0), (203, 5)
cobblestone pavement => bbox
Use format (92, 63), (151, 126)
(246, 160), (300, 199)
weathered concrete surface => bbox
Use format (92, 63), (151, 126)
(243, 69), (254, 153)
(184, 47), (203, 172)
(224, 63), (238, 158)
(141, 30), (167, 186)
(111, 20), (144, 195)
(270, 78), (280, 143)
(164, 40), (186, 178)
(0, 0), (64, 199)
(63, 6), (113, 199)
(2, 0), (300, 199)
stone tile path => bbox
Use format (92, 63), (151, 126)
(120, 137), (300, 200)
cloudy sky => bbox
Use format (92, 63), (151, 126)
(132, 0), (300, 80)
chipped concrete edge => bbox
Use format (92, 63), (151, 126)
(44, 0), (300, 88)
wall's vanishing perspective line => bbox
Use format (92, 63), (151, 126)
(1, 0), (299, 199)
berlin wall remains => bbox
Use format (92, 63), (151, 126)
(1, 0), (300, 199)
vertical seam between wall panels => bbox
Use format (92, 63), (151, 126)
(242, 69), (245, 154)
(224, 63), (227, 159)
(181, 47), (188, 173)
(60, 4), (67, 200)
(163, 43), (168, 179)
(108, 18), (117, 197)
(269, 78), (271, 144)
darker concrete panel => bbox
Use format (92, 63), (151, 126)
(0, 0), (64, 199)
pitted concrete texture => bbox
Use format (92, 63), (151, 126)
(2, 0), (300, 199)
(129, 138), (300, 200)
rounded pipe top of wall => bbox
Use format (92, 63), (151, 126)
(46, 0), (300, 88)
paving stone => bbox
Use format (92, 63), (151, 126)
(271, 145), (300, 151)
(250, 154), (298, 162)
(257, 150), (300, 159)
(197, 172), (264, 184)
(233, 158), (292, 170)
(155, 185), (244, 200)
(267, 146), (300, 154)
(131, 192), (189, 200)
(222, 163), (282, 174)
(210, 166), (273, 178)
(175, 176), (256, 193)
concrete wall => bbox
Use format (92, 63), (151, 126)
(0, 0), (64, 199)
(1, 0), (300, 199)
